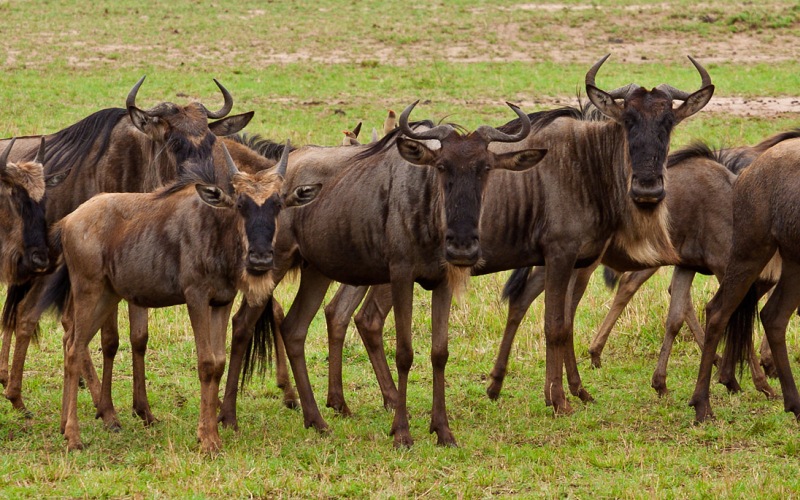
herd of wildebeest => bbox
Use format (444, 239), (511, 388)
(2, 54), (800, 454)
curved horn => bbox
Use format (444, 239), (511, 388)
(585, 54), (611, 90)
(655, 55), (713, 101)
(399, 101), (454, 141)
(0, 138), (15, 171)
(34, 137), (46, 165)
(275, 139), (291, 178)
(126, 75), (147, 110)
(475, 102), (531, 143)
(607, 83), (641, 100)
(201, 79), (234, 119)
(688, 55), (712, 89)
(221, 142), (239, 179)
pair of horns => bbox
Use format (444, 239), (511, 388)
(398, 100), (531, 143)
(222, 139), (291, 179)
(126, 75), (233, 119)
(0, 137), (46, 171)
(585, 54), (712, 101)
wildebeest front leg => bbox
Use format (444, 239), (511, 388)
(353, 284), (397, 410)
(389, 277), (414, 447)
(219, 298), (264, 430)
(543, 254), (576, 414)
(281, 266), (333, 433)
(487, 266), (544, 401)
(324, 284), (369, 416)
(186, 297), (231, 454)
(128, 304), (156, 424)
(430, 282), (456, 446)
(589, 268), (657, 368)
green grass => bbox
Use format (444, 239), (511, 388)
(3, 0), (800, 497)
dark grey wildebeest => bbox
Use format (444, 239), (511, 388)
(218, 101), (546, 448)
(286, 55), (715, 421)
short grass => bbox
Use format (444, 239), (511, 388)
(2, 0), (800, 497)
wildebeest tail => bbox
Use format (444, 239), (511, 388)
(720, 284), (758, 377)
(241, 297), (275, 388)
(35, 264), (71, 319)
(603, 266), (620, 289)
(2, 281), (35, 340)
(502, 267), (531, 303)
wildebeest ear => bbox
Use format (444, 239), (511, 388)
(284, 183), (322, 208)
(493, 148), (548, 172)
(673, 85), (715, 123)
(396, 137), (438, 166)
(209, 111), (255, 136)
(128, 106), (155, 133)
(45, 168), (71, 188)
(196, 184), (234, 208)
(586, 84), (624, 122)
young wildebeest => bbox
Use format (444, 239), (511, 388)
(296, 55), (715, 419)
(486, 131), (800, 402)
(38, 143), (318, 452)
(0, 77), (264, 417)
(0, 138), (68, 284)
(689, 136), (800, 423)
(220, 101), (546, 448)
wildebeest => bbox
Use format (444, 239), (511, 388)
(219, 101), (546, 448)
(297, 55), (715, 419)
(37, 143), (319, 453)
(689, 136), (800, 423)
(487, 131), (800, 401)
(0, 77), (263, 416)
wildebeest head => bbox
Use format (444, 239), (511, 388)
(0, 138), (68, 283)
(586, 54), (714, 206)
(125, 76), (252, 176)
(395, 102), (547, 267)
(194, 142), (320, 304)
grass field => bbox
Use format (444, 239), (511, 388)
(2, 0), (800, 497)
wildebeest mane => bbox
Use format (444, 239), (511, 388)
(354, 119), (440, 161)
(497, 99), (605, 136)
(156, 159), (219, 199)
(667, 142), (716, 169)
(228, 133), (295, 161)
(38, 108), (128, 176)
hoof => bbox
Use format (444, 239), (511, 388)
(392, 434), (414, 449)
(283, 398), (300, 410)
(589, 354), (602, 369)
(486, 380), (502, 401)
(577, 388), (594, 403)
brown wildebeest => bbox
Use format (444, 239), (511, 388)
(219, 101), (546, 448)
(298, 55), (715, 419)
(0, 77), (262, 416)
(689, 136), (800, 423)
(488, 132), (800, 401)
(36, 143), (319, 453)
(0, 138), (69, 284)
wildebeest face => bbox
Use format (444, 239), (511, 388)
(397, 134), (546, 267)
(126, 76), (251, 173)
(586, 54), (714, 207)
